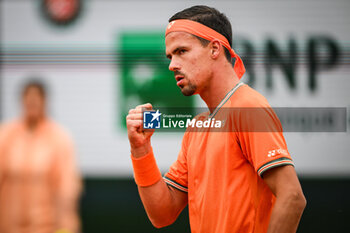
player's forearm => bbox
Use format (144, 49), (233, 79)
(138, 179), (184, 228)
(131, 144), (186, 228)
(266, 191), (306, 233)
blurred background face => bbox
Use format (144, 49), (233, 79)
(22, 87), (46, 122)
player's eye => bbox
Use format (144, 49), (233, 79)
(179, 49), (186, 55)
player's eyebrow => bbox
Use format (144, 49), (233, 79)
(166, 46), (186, 59)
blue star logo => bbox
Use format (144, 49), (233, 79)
(143, 110), (162, 129)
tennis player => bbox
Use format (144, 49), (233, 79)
(127, 5), (306, 233)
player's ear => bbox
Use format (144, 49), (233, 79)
(210, 40), (221, 59)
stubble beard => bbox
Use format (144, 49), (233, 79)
(180, 82), (197, 96)
(174, 71), (197, 96)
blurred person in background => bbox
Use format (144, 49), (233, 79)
(0, 79), (82, 233)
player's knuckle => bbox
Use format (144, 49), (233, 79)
(126, 120), (132, 127)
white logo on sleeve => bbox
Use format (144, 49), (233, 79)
(267, 149), (288, 157)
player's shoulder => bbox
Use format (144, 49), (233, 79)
(226, 84), (282, 131)
(226, 84), (271, 108)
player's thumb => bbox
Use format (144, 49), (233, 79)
(136, 103), (153, 111)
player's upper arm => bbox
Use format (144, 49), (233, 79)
(167, 184), (188, 209)
(262, 165), (304, 199)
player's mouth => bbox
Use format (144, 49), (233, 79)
(175, 75), (185, 86)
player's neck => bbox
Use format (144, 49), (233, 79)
(199, 63), (240, 113)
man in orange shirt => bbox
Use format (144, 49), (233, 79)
(127, 5), (306, 233)
(0, 80), (81, 233)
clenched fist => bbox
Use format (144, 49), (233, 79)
(126, 103), (155, 158)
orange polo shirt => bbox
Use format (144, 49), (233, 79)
(0, 118), (81, 233)
(164, 83), (294, 233)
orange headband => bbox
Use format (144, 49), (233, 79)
(165, 19), (245, 79)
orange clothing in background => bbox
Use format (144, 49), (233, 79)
(0, 118), (81, 233)
(164, 83), (294, 233)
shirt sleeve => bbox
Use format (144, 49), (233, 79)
(236, 107), (294, 177)
(163, 132), (189, 193)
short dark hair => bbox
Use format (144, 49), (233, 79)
(169, 5), (232, 62)
(22, 79), (47, 99)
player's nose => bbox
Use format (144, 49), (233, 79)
(168, 59), (180, 72)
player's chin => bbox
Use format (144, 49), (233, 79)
(180, 87), (196, 96)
